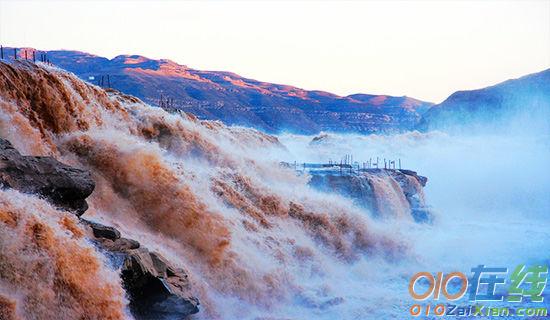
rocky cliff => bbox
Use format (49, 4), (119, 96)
(0, 138), (94, 215)
(309, 169), (432, 222)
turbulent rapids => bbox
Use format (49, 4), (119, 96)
(1, 59), (549, 320)
(0, 61), (420, 319)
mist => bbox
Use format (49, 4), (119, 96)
(273, 115), (550, 316)
(1, 60), (548, 319)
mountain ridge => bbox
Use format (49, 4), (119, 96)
(4, 46), (547, 134)
(3, 46), (433, 134)
(418, 68), (550, 131)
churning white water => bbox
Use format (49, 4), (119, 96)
(1, 61), (548, 319)
(275, 129), (550, 318)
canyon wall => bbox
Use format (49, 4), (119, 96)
(309, 169), (431, 222)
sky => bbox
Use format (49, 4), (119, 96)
(0, 0), (549, 103)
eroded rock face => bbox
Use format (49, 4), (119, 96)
(309, 169), (432, 222)
(309, 174), (378, 215)
(82, 220), (200, 319)
(0, 138), (94, 215)
(84, 220), (122, 240)
(388, 170), (431, 222)
(122, 249), (200, 319)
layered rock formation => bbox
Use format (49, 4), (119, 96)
(0, 138), (94, 215)
(5, 47), (433, 134)
(82, 220), (200, 318)
(309, 168), (432, 222)
(0, 137), (199, 319)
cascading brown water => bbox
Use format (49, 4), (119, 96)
(0, 61), (408, 319)
(366, 172), (412, 219)
(0, 189), (127, 320)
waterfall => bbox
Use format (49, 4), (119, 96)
(0, 61), (406, 319)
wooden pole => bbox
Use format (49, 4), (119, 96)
(0, 46), (3, 59)
(32, 50), (36, 62)
(13, 48), (17, 60)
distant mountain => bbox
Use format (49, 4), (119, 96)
(418, 69), (550, 132)
(4, 47), (433, 134)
